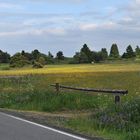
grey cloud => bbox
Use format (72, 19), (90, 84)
(0, 23), (140, 56)
(0, 0), (139, 56)
(116, 0), (140, 29)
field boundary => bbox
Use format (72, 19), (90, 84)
(51, 83), (128, 104)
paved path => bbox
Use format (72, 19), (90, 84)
(0, 112), (87, 140)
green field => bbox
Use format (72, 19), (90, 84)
(0, 63), (140, 75)
(0, 63), (140, 140)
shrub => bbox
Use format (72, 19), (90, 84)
(38, 56), (46, 65)
(10, 53), (30, 67)
(92, 97), (140, 138)
(32, 61), (43, 68)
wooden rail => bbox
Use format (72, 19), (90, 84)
(50, 83), (128, 104)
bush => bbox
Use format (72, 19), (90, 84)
(38, 56), (46, 65)
(92, 97), (140, 138)
(10, 53), (30, 68)
(32, 61), (43, 68)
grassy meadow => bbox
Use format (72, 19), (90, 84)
(0, 62), (140, 140)
(0, 62), (140, 75)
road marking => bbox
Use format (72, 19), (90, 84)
(0, 112), (87, 140)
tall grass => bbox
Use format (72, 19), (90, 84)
(0, 63), (139, 140)
(65, 97), (140, 140)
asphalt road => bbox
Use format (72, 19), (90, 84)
(0, 112), (87, 140)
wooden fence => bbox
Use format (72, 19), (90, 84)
(50, 83), (128, 104)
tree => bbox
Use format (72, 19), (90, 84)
(81, 44), (92, 62)
(135, 46), (140, 57)
(21, 50), (33, 61)
(101, 48), (108, 60)
(21, 50), (25, 56)
(10, 53), (30, 67)
(0, 50), (10, 63)
(122, 45), (136, 59)
(121, 52), (127, 59)
(109, 44), (120, 58)
(32, 49), (40, 60)
(46, 52), (54, 64)
(73, 52), (89, 63)
(91, 51), (104, 63)
(126, 45), (135, 58)
(73, 52), (81, 63)
(48, 51), (54, 58)
(79, 52), (89, 63)
(38, 56), (46, 65)
(24, 52), (33, 61)
(56, 51), (64, 60)
(73, 45), (107, 64)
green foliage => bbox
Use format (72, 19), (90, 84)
(31, 49), (40, 60)
(1, 65), (10, 70)
(56, 51), (64, 60)
(0, 50), (10, 63)
(125, 130), (140, 140)
(109, 44), (120, 58)
(10, 50), (48, 67)
(23, 52), (33, 61)
(46, 56), (55, 64)
(0, 66), (139, 140)
(73, 52), (81, 63)
(81, 44), (93, 62)
(122, 45), (136, 59)
(48, 51), (54, 58)
(88, 97), (140, 140)
(0, 83), (100, 111)
(10, 53), (30, 67)
(73, 44), (109, 64)
(73, 52), (89, 63)
(92, 51), (104, 62)
(64, 97), (140, 140)
(46, 52), (55, 64)
(94, 97), (140, 131)
(32, 61), (43, 68)
(37, 56), (46, 65)
(126, 45), (135, 58)
(101, 48), (108, 60)
(1, 43), (140, 66)
(135, 46), (140, 58)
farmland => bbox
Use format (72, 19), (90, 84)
(0, 62), (140, 140)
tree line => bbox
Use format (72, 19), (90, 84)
(0, 43), (140, 68)
(72, 44), (140, 64)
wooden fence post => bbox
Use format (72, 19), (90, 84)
(55, 83), (60, 94)
(115, 95), (120, 104)
(50, 84), (128, 100)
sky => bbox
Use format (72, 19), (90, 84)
(0, 0), (140, 56)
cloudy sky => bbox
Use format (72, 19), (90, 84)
(0, 0), (140, 56)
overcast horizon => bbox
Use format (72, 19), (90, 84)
(0, 0), (140, 56)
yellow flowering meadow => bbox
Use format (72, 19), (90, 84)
(0, 63), (139, 76)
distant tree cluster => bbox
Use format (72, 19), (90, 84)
(73, 44), (108, 63)
(72, 44), (140, 64)
(0, 50), (10, 63)
(0, 43), (140, 67)
(9, 50), (65, 68)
